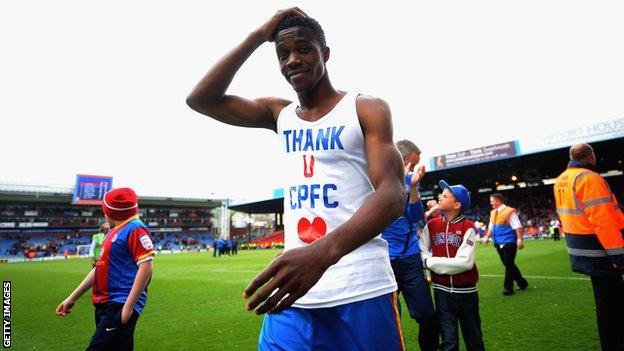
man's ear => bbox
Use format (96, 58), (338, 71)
(323, 46), (330, 62)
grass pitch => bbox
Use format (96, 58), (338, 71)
(1, 240), (599, 350)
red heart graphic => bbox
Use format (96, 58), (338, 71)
(297, 217), (327, 244)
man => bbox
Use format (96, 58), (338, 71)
(186, 8), (406, 350)
(212, 238), (218, 258)
(482, 193), (529, 295)
(226, 239), (232, 256)
(231, 239), (238, 255)
(553, 143), (624, 351)
(382, 140), (438, 351)
(56, 188), (154, 350)
(89, 222), (110, 267)
(549, 217), (561, 241)
(217, 238), (226, 257)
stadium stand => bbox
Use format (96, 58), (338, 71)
(230, 137), (623, 245)
(0, 182), (223, 260)
(246, 230), (285, 249)
(2, 138), (621, 260)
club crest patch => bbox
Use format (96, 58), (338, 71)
(139, 235), (153, 250)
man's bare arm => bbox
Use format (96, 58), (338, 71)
(482, 228), (492, 245)
(408, 164), (426, 204)
(324, 95), (406, 259)
(515, 228), (525, 249)
(186, 9), (306, 130)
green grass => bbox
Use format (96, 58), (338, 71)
(0, 240), (600, 350)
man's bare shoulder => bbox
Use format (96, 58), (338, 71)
(355, 94), (390, 114)
(354, 94), (391, 130)
(255, 97), (293, 120)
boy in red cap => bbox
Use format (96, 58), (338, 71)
(56, 187), (154, 351)
(420, 180), (484, 351)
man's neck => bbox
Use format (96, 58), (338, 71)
(568, 159), (596, 170)
(296, 75), (341, 115)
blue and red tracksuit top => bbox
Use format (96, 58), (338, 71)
(93, 215), (154, 313)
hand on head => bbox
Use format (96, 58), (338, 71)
(257, 7), (309, 42)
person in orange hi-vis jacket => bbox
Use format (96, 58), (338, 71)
(553, 143), (624, 351)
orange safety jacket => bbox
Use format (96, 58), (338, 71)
(489, 206), (518, 245)
(553, 162), (624, 276)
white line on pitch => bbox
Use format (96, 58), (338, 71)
(480, 274), (589, 281)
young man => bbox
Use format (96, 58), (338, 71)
(482, 193), (529, 295)
(420, 180), (484, 351)
(186, 8), (406, 350)
(56, 188), (154, 351)
(381, 140), (438, 351)
(89, 222), (109, 267)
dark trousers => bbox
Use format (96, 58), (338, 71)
(87, 303), (139, 351)
(590, 274), (624, 351)
(390, 254), (439, 351)
(553, 228), (561, 241)
(495, 244), (528, 291)
(434, 289), (484, 351)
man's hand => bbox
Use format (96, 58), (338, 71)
(517, 239), (525, 249)
(55, 297), (75, 316)
(482, 236), (489, 246)
(121, 304), (133, 325)
(243, 244), (333, 315)
(256, 7), (308, 42)
(406, 164), (426, 188)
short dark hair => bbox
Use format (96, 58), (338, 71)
(490, 193), (505, 203)
(273, 13), (327, 49)
(396, 139), (421, 161)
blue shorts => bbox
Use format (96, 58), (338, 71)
(258, 292), (405, 351)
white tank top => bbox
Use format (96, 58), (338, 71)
(276, 92), (397, 308)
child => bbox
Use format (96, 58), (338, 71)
(420, 180), (485, 351)
(56, 188), (154, 351)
